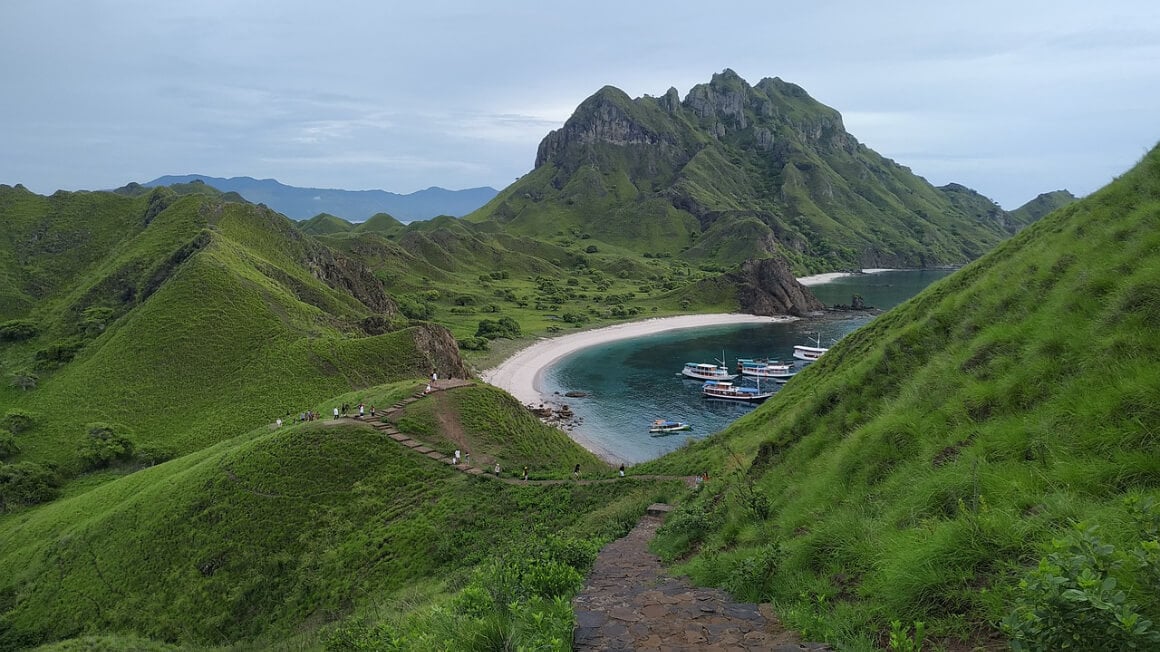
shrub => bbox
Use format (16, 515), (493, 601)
(0, 319), (38, 341)
(457, 337), (490, 351)
(1, 410), (34, 434)
(1002, 521), (1160, 651)
(0, 430), (18, 460)
(0, 462), (61, 512)
(475, 317), (521, 340)
(10, 371), (38, 391)
(77, 422), (136, 470)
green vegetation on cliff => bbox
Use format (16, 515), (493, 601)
(646, 145), (1160, 649)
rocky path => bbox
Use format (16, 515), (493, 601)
(573, 505), (831, 651)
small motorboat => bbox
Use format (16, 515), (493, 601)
(649, 419), (693, 435)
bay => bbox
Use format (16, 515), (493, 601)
(541, 269), (955, 464)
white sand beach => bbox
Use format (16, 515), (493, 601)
(797, 268), (896, 286)
(479, 313), (790, 407)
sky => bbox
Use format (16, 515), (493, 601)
(2, 1), (1158, 209)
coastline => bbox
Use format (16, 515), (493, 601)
(479, 313), (789, 407)
(477, 269), (897, 463)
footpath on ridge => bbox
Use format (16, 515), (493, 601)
(338, 379), (696, 487)
(341, 380), (828, 649)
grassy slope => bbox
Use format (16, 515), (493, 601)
(645, 146), (1160, 647)
(0, 196), (430, 470)
(0, 417), (665, 648)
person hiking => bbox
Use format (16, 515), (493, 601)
(573, 464), (581, 481)
(522, 465), (529, 481)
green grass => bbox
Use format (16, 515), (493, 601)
(648, 145), (1160, 649)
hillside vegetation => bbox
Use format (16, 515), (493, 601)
(645, 145), (1160, 649)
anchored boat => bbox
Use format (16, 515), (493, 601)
(701, 380), (774, 403)
(681, 361), (737, 381)
(737, 358), (797, 382)
(649, 419), (693, 435)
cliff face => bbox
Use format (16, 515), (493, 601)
(480, 69), (1021, 274)
(409, 322), (471, 380)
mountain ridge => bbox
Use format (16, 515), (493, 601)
(142, 175), (498, 222)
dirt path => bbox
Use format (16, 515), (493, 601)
(573, 506), (832, 651)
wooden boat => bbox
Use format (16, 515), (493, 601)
(649, 419), (693, 435)
(793, 333), (829, 361)
(681, 362), (737, 381)
(701, 380), (774, 403)
(737, 358), (797, 382)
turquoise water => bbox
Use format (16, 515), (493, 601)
(542, 269), (955, 463)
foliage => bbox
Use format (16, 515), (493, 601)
(0, 461), (61, 512)
(0, 319), (38, 341)
(1, 409), (34, 434)
(1003, 504), (1160, 651)
(76, 422), (136, 470)
(475, 316), (521, 340)
(0, 429), (19, 460)
(10, 370), (38, 391)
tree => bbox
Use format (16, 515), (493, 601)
(77, 422), (136, 470)
(0, 430), (18, 460)
(0, 462), (61, 512)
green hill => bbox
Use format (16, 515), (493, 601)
(1010, 189), (1078, 224)
(643, 145), (1160, 648)
(352, 211), (405, 235)
(297, 212), (355, 235)
(467, 70), (1034, 275)
(0, 383), (664, 649)
(0, 189), (470, 474)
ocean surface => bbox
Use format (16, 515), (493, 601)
(541, 269), (955, 464)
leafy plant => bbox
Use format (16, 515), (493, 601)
(1002, 523), (1160, 651)
(0, 461), (61, 512)
(77, 422), (136, 470)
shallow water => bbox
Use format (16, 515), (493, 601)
(541, 269), (954, 463)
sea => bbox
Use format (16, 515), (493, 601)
(540, 269), (956, 464)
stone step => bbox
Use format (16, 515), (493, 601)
(388, 433), (409, 442)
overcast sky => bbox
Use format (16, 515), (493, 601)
(2, 1), (1158, 208)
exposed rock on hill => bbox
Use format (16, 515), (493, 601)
(728, 256), (825, 316)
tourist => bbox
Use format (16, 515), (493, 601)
(494, 462), (502, 476)
(370, 405), (376, 417)
(619, 464), (625, 478)
(358, 403), (364, 417)
(522, 465), (529, 481)
(275, 418), (282, 428)
(333, 407), (339, 420)
(454, 450), (461, 465)
(431, 370), (438, 383)
(573, 463), (581, 481)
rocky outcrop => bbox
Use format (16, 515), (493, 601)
(304, 245), (399, 317)
(535, 86), (680, 170)
(408, 323), (471, 380)
(727, 256), (824, 317)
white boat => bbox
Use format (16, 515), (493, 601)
(793, 333), (829, 361)
(701, 380), (774, 403)
(649, 419), (693, 435)
(737, 358), (797, 382)
(681, 362), (737, 381)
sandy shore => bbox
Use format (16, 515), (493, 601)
(479, 313), (790, 407)
(797, 268), (895, 286)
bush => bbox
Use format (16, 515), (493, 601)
(0, 319), (38, 341)
(1, 410), (34, 434)
(457, 337), (490, 351)
(0, 461), (61, 512)
(0, 430), (18, 460)
(1002, 520), (1160, 651)
(77, 422), (136, 470)
(475, 317), (521, 340)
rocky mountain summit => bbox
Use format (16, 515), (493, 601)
(477, 69), (1038, 274)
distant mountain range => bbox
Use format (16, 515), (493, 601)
(142, 174), (498, 222)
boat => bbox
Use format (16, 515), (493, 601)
(681, 362), (737, 381)
(649, 419), (693, 435)
(701, 380), (774, 403)
(793, 333), (830, 361)
(737, 358), (797, 382)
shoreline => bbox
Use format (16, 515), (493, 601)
(477, 269), (898, 463)
(478, 313), (792, 465)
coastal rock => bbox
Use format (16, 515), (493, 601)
(408, 323), (471, 379)
(728, 256), (825, 317)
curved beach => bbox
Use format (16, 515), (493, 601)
(479, 313), (790, 407)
